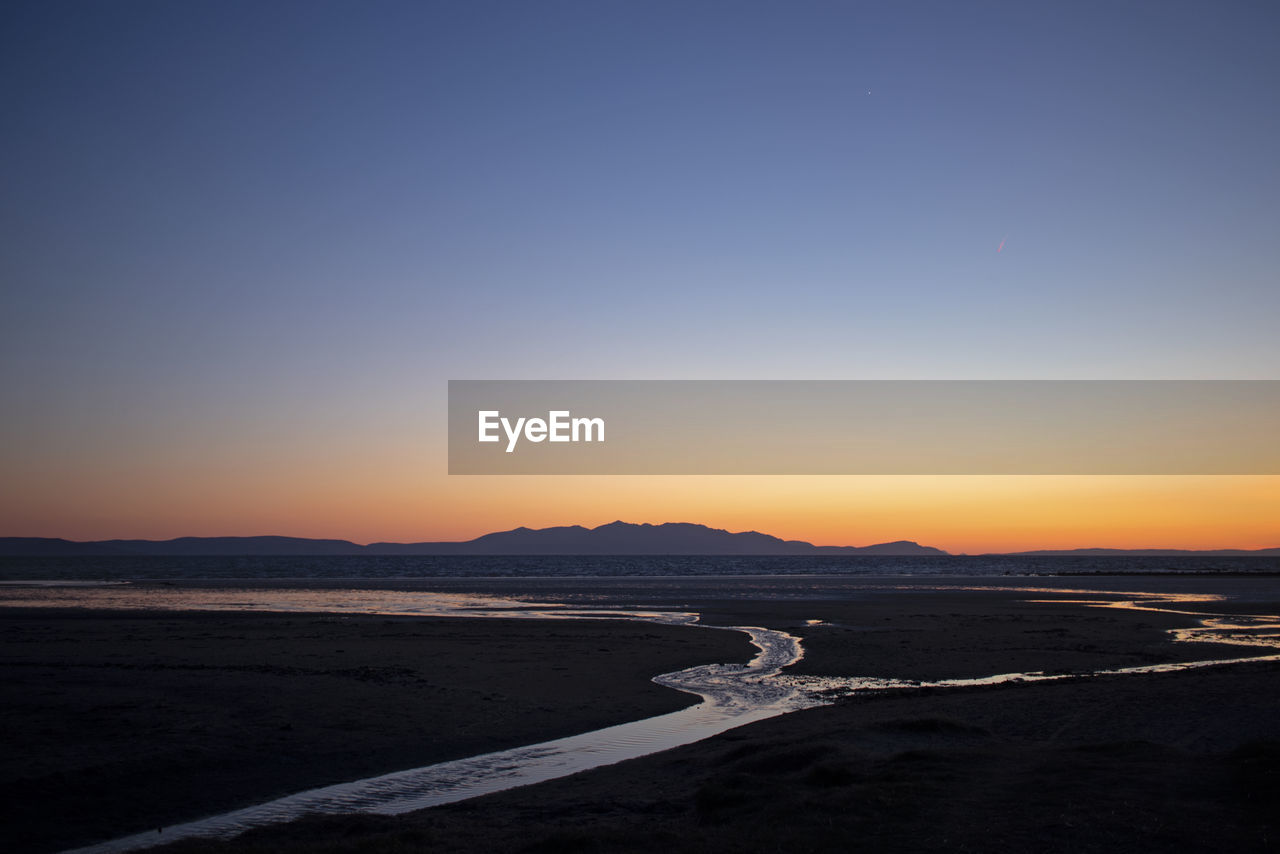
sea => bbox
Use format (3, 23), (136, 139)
(1, 554), (1277, 582)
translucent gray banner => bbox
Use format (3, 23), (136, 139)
(448, 381), (1280, 474)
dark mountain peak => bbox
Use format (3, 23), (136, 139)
(6, 530), (1276, 558)
(0, 524), (950, 557)
(431, 521), (948, 556)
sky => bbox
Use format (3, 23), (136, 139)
(1, 1), (1278, 551)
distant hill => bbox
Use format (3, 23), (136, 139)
(0, 536), (366, 557)
(5, 528), (1277, 558)
(1005, 547), (1280, 557)
(368, 522), (946, 556)
(0, 522), (946, 557)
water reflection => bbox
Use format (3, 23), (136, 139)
(19, 580), (1280, 854)
(792, 585), (1280, 698)
(1015, 586), (1280, 650)
(65, 619), (815, 854)
(42, 586), (810, 854)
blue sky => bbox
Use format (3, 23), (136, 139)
(2, 1), (1278, 540)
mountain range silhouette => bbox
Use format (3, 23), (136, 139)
(0, 521), (944, 556)
(2, 522), (1276, 556)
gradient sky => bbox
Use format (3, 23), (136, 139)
(2, 1), (1278, 550)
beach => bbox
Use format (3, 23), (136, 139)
(3, 576), (1279, 852)
(198, 660), (1279, 854)
(0, 606), (751, 853)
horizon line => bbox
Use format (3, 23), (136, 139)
(3, 521), (1277, 555)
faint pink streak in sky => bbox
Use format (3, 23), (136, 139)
(997, 235), (1008, 253)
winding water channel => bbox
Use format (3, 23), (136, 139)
(2, 582), (1272, 854)
(56, 599), (814, 854)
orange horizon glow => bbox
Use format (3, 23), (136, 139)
(3, 468), (1276, 554)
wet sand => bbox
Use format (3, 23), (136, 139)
(0, 608), (752, 853)
(5, 576), (1280, 852)
(192, 661), (1280, 854)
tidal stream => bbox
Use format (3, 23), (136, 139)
(8, 583), (1273, 854)
(60, 602), (812, 854)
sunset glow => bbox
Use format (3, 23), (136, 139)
(2, 3), (1277, 554)
(5, 468), (1276, 554)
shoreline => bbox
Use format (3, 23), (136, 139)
(187, 659), (1280, 853)
(0, 608), (753, 853)
(6, 575), (1280, 852)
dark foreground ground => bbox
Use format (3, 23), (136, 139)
(169, 662), (1280, 854)
(4, 576), (1280, 853)
(0, 608), (752, 853)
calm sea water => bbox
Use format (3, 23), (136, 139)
(1, 554), (1276, 582)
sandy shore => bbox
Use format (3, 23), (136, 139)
(5, 575), (1279, 852)
(0, 608), (752, 853)
(187, 660), (1280, 853)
